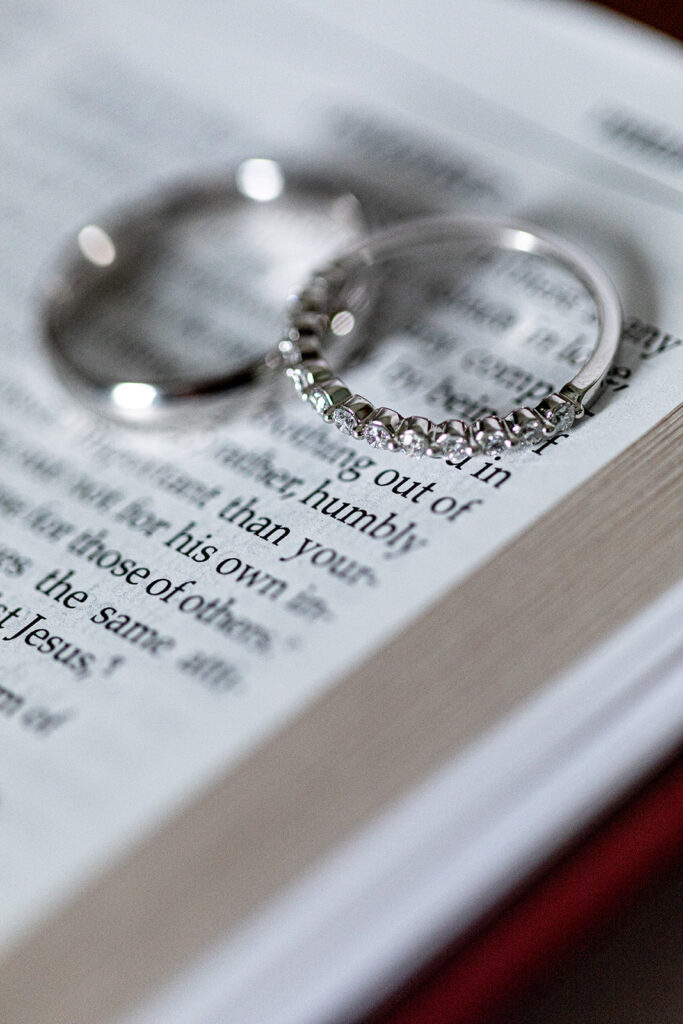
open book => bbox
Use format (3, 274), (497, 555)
(1, 2), (681, 1022)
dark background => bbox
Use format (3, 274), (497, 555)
(600, 0), (683, 39)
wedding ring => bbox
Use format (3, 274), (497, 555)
(41, 159), (386, 425)
(280, 215), (622, 458)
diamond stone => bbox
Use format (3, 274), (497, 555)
(439, 434), (471, 459)
(472, 418), (510, 454)
(399, 427), (429, 458)
(547, 401), (575, 433)
(518, 419), (545, 446)
(480, 430), (509, 454)
(278, 338), (301, 367)
(363, 423), (393, 450)
(432, 420), (473, 460)
(332, 406), (359, 435)
(287, 367), (309, 396)
(308, 386), (333, 416)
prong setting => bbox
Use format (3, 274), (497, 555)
(535, 393), (576, 436)
(307, 380), (352, 420)
(330, 395), (374, 437)
(362, 407), (402, 451)
(397, 416), (432, 458)
(286, 359), (333, 399)
(506, 407), (545, 447)
(472, 416), (512, 455)
(430, 419), (474, 460)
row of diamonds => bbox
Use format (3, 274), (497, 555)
(331, 396), (576, 458)
(284, 364), (577, 460)
(279, 266), (579, 459)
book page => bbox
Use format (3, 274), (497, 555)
(120, 579), (683, 1024)
(1, 0), (681, 957)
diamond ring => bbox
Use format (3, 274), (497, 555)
(280, 215), (622, 459)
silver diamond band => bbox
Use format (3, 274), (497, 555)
(281, 215), (623, 459)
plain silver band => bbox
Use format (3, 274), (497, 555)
(40, 162), (382, 425)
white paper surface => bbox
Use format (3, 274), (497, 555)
(0, 0), (681, 964)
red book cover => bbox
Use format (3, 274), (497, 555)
(365, 752), (683, 1024)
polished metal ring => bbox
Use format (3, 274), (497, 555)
(280, 215), (623, 458)
(40, 159), (383, 425)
